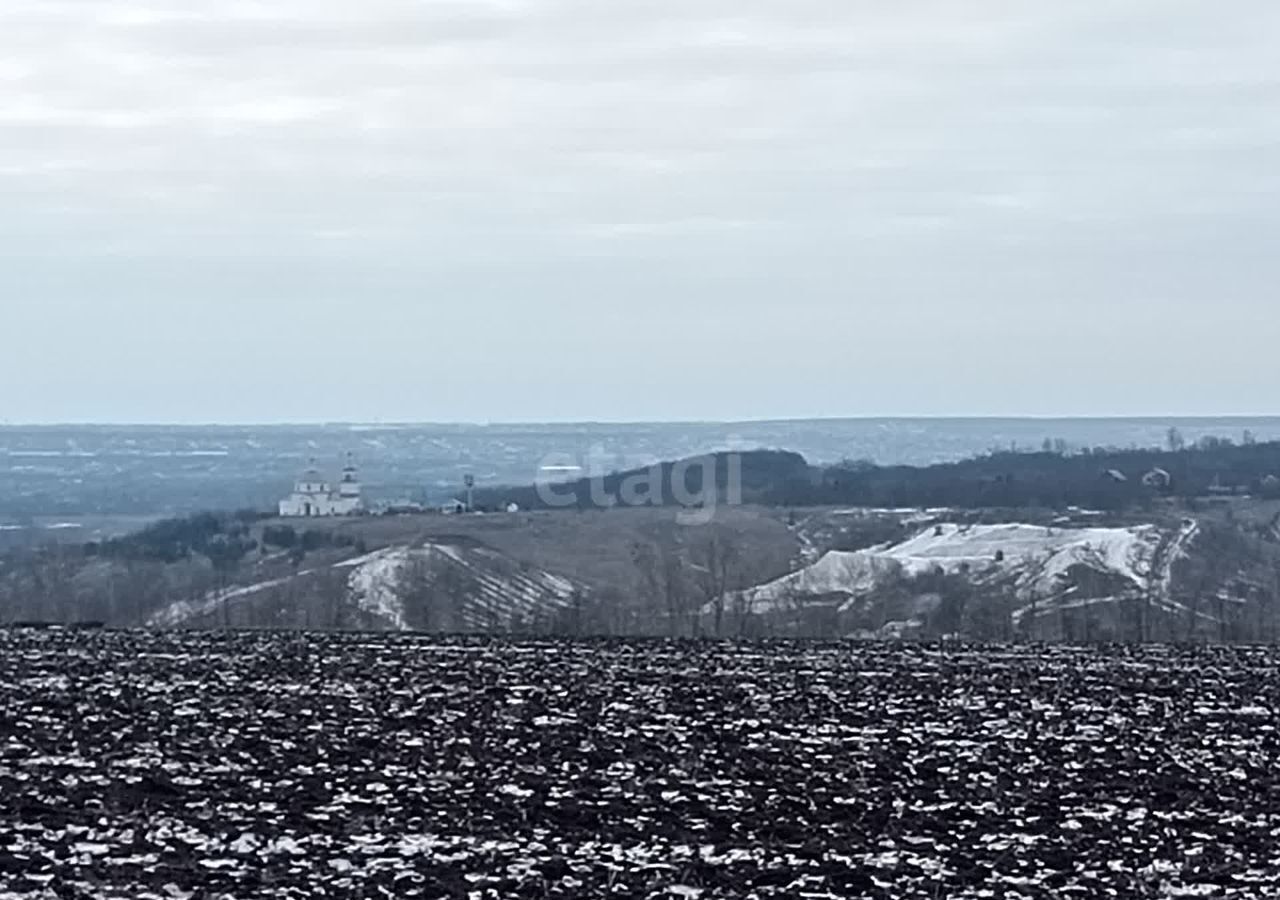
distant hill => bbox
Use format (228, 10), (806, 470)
(5, 497), (1280, 641)
(800, 440), (1280, 511)
(734, 520), (1209, 641)
(144, 538), (582, 633)
(7, 419), (1279, 518)
(6, 440), (1280, 641)
(475, 450), (812, 511)
(478, 442), (1280, 513)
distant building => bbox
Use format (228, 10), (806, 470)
(440, 499), (467, 515)
(380, 501), (427, 515)
(1207, 476), (1237, 496)
(279, 455), (363, 517)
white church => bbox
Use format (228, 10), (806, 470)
(279, 455), (364, 517)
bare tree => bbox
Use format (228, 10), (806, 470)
(434, 561), (479, 633)
(310, 568), (352, 631)
(632, 539), (689, 637)
(693, 532), (741, 638)
(19, 545), (81, 623)
(396, 553), (439, 631)
(731, 584), (757, 637)
(88, 559), (158, 627)
(1267, 562), (1280, 645)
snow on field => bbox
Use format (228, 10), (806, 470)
(740, 522), (1184, 613)
(6, 632), (1280, 898)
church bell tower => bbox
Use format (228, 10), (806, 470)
(339, 452), (361, 501)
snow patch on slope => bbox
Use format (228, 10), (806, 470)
(346, 547), (412, 630)
(148, 540), (580, 631)
(147, 572), (316, 628)
(741, 522), (1186, 613)
(344, 543), (580, 631)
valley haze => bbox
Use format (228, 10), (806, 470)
(4, 417), (1280, 520)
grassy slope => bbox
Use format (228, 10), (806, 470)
(256, 505), (802, 603)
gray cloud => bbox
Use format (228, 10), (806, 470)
(1, 0), (1278, 422)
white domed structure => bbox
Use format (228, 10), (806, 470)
(279, 455), (363, 517)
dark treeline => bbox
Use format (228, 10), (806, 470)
(0, 511), (375, 629)
(798, 437), (1280, 509)
(476, 450), (813, 511)
(801, 439), (1280, 511)
(481, 440), (1280, 513)
(89, 510), (262, 564)
(83, 511), (365, 568)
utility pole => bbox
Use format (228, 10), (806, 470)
(464, 474), (475, 513)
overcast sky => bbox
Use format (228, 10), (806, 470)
(2, 0), (1278, 423)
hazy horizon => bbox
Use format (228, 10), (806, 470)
(5, 413), (1280, 429)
